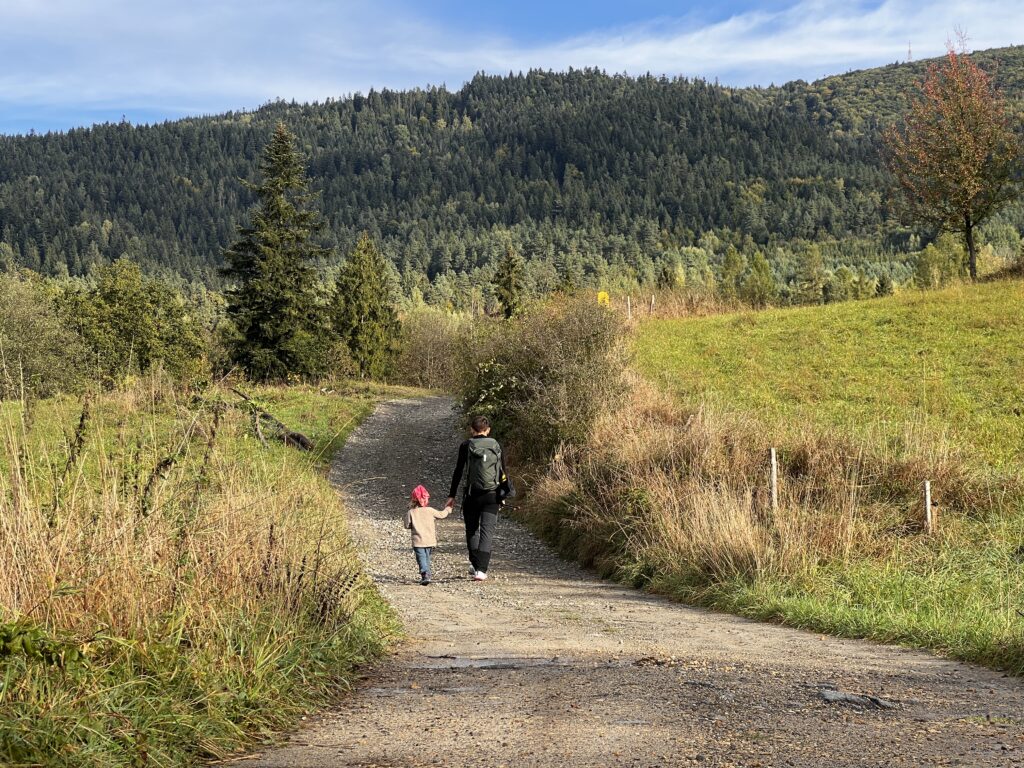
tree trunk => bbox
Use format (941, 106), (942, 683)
(965, 216), (978, 280)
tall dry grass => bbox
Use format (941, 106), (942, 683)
(1, 380), (366, 638)
(525, 375), (1004, 592)
(0, 376), (390, 766)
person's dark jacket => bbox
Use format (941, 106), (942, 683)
(449, 435), (508, 499)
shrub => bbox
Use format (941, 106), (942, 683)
(0, 272), (87, 399)
(392, 307), (472, 391)
(460, 295), (627, 459)
(59, 260), (208, 387)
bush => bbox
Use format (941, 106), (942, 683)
(460, 295), (627, 459)
(0, 272), (87, 399)
(59, 260), (208, 387)
(392, 307), (472, 391)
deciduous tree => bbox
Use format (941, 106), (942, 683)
(885, 42), (1020, 280)
(740, 252), (778, 308)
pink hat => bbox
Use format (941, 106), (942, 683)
(411, 485), (430, 507)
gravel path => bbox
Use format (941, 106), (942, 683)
(249, 397), (1023, 767)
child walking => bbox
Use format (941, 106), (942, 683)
(404, 485), (451, 585)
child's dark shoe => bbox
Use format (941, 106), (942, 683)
(420, 573), (431, 585)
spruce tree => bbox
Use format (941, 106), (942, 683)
(330, 233), (399, 380)
(494, 244), (526, 319)
(222, 123), (329, 382)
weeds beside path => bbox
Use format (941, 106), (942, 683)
(0, 382), (398, 767)
(250, 397), (1024, 768)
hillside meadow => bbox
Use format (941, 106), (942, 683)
(517, 280), (1024, 675)
(636, 279), (1024, 473)
(0, 379), (403, 767)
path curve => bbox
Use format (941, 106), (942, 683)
(251, 397), (1023, 767)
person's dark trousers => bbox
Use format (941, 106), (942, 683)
(463, 491), (499, 573)
(413, 546), (433, 575)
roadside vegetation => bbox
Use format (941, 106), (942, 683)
(451, 279), (1024, 675)
(0, 378), (397, 767)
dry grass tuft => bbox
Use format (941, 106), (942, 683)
(0, 377), (390, 766)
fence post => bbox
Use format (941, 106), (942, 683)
(626, 295), (632, 321)
(769, 447), (779, 512)
(924, 480), (933, 534)
(649, 295), (656, 316)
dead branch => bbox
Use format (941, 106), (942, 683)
(232, 388), (313, 451)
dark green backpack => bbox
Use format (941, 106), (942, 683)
(467, 437), (502, 493)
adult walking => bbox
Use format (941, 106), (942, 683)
(445, 415), (509, 581)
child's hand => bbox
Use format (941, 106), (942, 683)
(444, 497), (455, 509)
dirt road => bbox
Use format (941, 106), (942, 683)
(250, 397), (1023, 767)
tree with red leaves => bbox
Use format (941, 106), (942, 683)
(885, 42), (1020, 280)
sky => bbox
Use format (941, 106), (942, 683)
(0, 0), (1022, 135)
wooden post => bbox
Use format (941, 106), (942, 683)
(626, 295), (632, 321)
(769, 447), (779, 512)
(924, 480), (933, 533)
(649, 295), (656, 316)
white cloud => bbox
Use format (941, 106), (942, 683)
(0, 0), (1021, 130)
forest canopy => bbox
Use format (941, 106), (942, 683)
(1, 46), (1023, 302)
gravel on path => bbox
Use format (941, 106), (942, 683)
(247, 397), (1024, 767)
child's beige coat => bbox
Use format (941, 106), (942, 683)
(404, 506), (451, 548)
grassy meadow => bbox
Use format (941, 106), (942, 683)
(0, 379), (400, 767)
(522, 278), (1024, 674)
(635, 279), (1024, 473)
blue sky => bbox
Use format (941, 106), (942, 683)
(0, 0), (1021, 135)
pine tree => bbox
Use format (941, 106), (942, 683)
(330, 233), (399, 379)
(222, 123), (330, 382)
(494, 244), (526, 319)
(794, 244), (826, 304)
(876, 272), (895, 297)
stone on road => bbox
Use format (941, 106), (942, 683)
(250, 397), (1023, 767)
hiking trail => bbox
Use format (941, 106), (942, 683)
(248, 397), (1023, 767)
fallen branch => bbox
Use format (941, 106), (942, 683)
(232, 388), (313, 451)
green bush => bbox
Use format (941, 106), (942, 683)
(460, 295), (627, 459)
(59, 260), (208, 387)
(0, 272), (87, 399)
(392, 307), (473, 391)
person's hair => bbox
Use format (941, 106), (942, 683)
(471, 415), (490, 433)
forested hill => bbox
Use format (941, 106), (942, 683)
(2, 45), (1023, 292)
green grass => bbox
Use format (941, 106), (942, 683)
(636, 279), (1024, 472)
(624, 278), (1024, 672)
(0, 381), (404, 767)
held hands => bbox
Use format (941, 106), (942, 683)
(444, 497), (455, 510)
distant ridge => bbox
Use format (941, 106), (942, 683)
(0, 45), (1022, 286)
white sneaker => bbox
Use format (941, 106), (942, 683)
(473, 571), (488, 581)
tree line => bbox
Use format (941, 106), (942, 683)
(2, 49), (1023, 305)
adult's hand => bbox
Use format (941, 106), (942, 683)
(445, 497), (455, 509)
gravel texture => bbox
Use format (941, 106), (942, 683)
(246, 397), (1024, 767)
